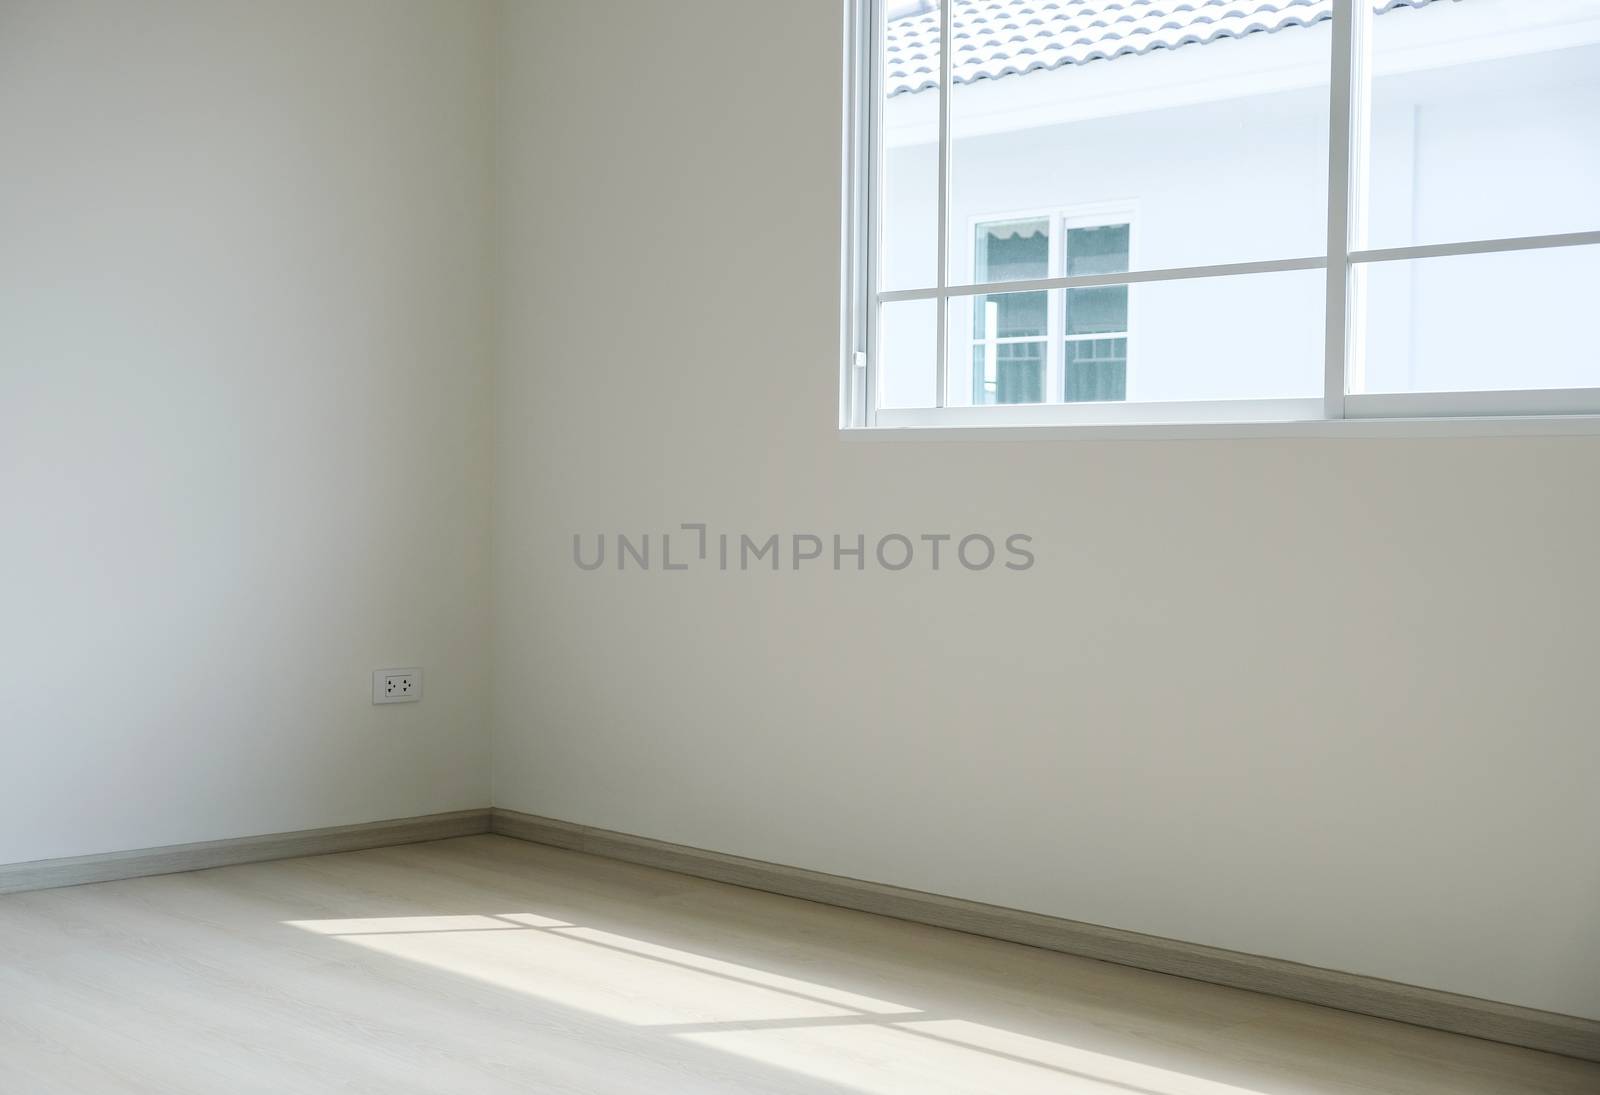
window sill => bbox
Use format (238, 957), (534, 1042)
(842, 415), (1600, 442)
(847, 390), (1600, 440)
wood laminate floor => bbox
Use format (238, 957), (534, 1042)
(0, 834), (1594, 1094)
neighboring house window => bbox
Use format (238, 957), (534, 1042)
(971, 215), (1131, 405)
(845, 0), (1600, 432)
(1064, 221), (1130, 403)
(972, 218), (1047, 405)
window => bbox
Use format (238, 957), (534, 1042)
(1064, 220), (1131, 403)
(971, 217), (1048, 405)
(843, 0), (1600, 432)
(968, 213), (1132, 405)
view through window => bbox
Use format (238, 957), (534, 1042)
(848, 0), (1600, 429)
(968, 216), (1132, 405)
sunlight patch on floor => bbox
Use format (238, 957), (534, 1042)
(559, 926), (916, 1015)
(286, 914), (570, 935)
(900, 1020), (1270, 1095)
(682, 1023), (1130, 1095)
(285, 913), (1272, 1095)
(287, 912), (910, 1026)
(681, 1017), (1274, 1095)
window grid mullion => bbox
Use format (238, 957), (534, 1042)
(878, 255), (1328, 303)
(934, 0), (953, 409)
(1048, 217), (1065, 403)
(1323, 0), (1373, 419)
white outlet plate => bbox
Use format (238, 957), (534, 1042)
(372, 667), (422, 704)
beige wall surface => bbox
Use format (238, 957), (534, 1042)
(492, 0), (1600, 1020)
(0, 0), (497, 862)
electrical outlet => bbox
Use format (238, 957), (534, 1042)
(372, 667), (422, 704)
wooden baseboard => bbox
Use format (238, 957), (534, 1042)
(0, 808), (493, 895)
(489, 807), (1600, 1063)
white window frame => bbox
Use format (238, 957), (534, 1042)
(840, 0), (1600, 438)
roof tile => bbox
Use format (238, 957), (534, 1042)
(886, 0), (1438, 96)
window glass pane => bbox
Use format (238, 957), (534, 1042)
(881, 1), (940, 291)
(877, 298), (937, 410)
(1067, 338), (1127, 402)
(1358, 245), (1600, 395)
(939, 1), (1329, 284)
(1065, 286), (1127, 336)
(1125, 269), (1323, 401)
(1367, 0), (1600, 250)
(1066, 224), (1130, 277)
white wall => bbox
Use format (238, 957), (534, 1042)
(494, 0), (1600, 1020)
(0, 0), (495, 863)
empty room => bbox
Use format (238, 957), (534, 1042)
(3, 0), (1599, 1091)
